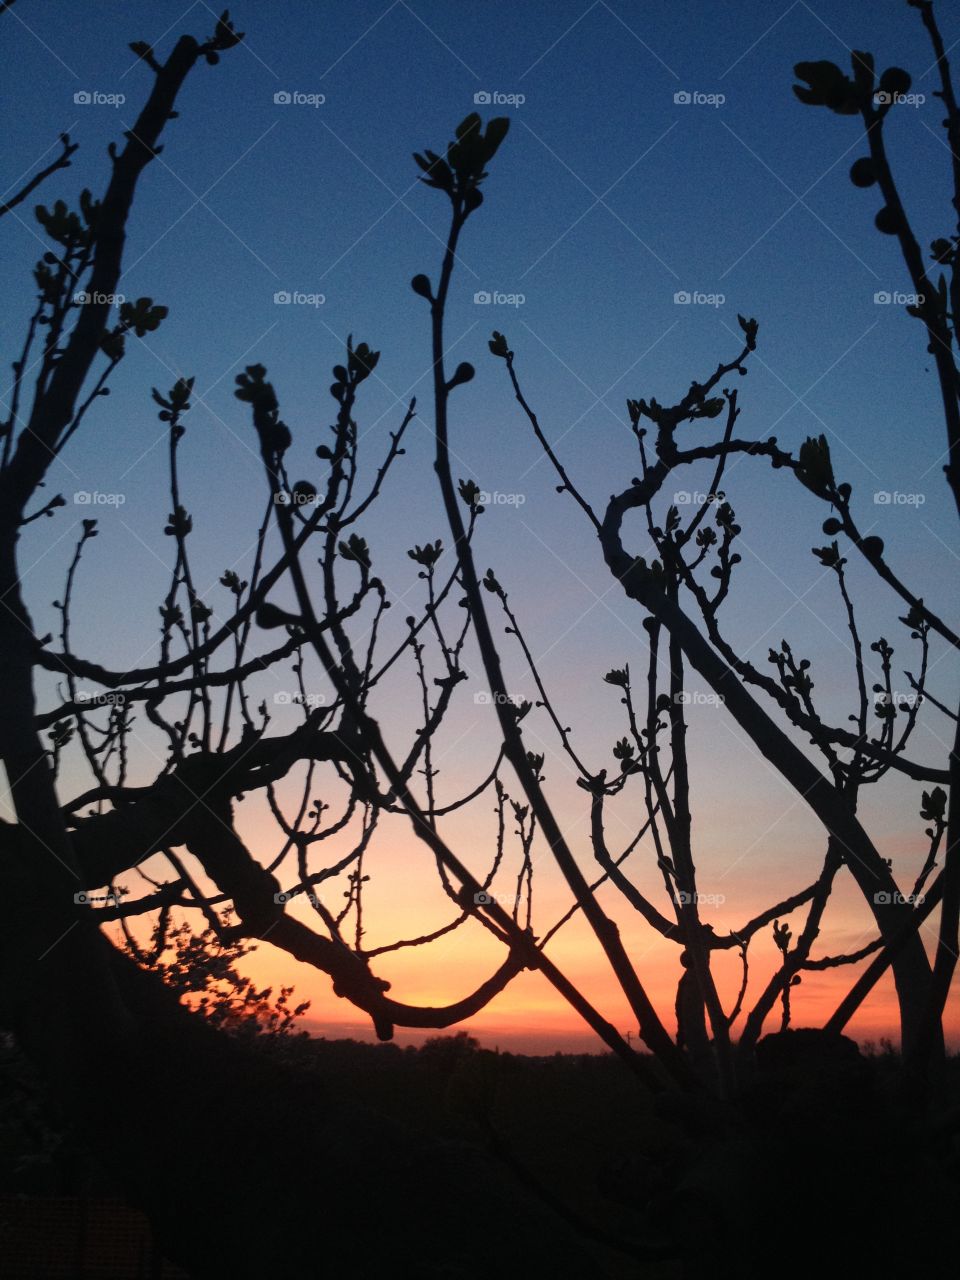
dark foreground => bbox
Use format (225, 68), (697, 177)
(1, 1026), (958, 1278)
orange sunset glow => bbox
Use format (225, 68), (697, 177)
(233, 819), (960, 1054)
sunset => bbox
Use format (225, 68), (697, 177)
(0, 1), (957, 1276)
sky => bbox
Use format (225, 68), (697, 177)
(1, 0), (957, 1053)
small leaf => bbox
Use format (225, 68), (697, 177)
(793, 60), (861, 114)
(338, 534), (371, 568)
(797, 435), (835, 496)
(488, 330), (510, 359)
(603, 666), (629, 687)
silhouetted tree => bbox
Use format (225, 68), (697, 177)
(0, 2), (957, 1275)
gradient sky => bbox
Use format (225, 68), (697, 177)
(1, 0), (957, 1052)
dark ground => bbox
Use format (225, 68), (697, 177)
(1, 1029), (959, 1278)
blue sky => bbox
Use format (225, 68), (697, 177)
(2, 0), (953, 611)
(1, 0), (957, 1046)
